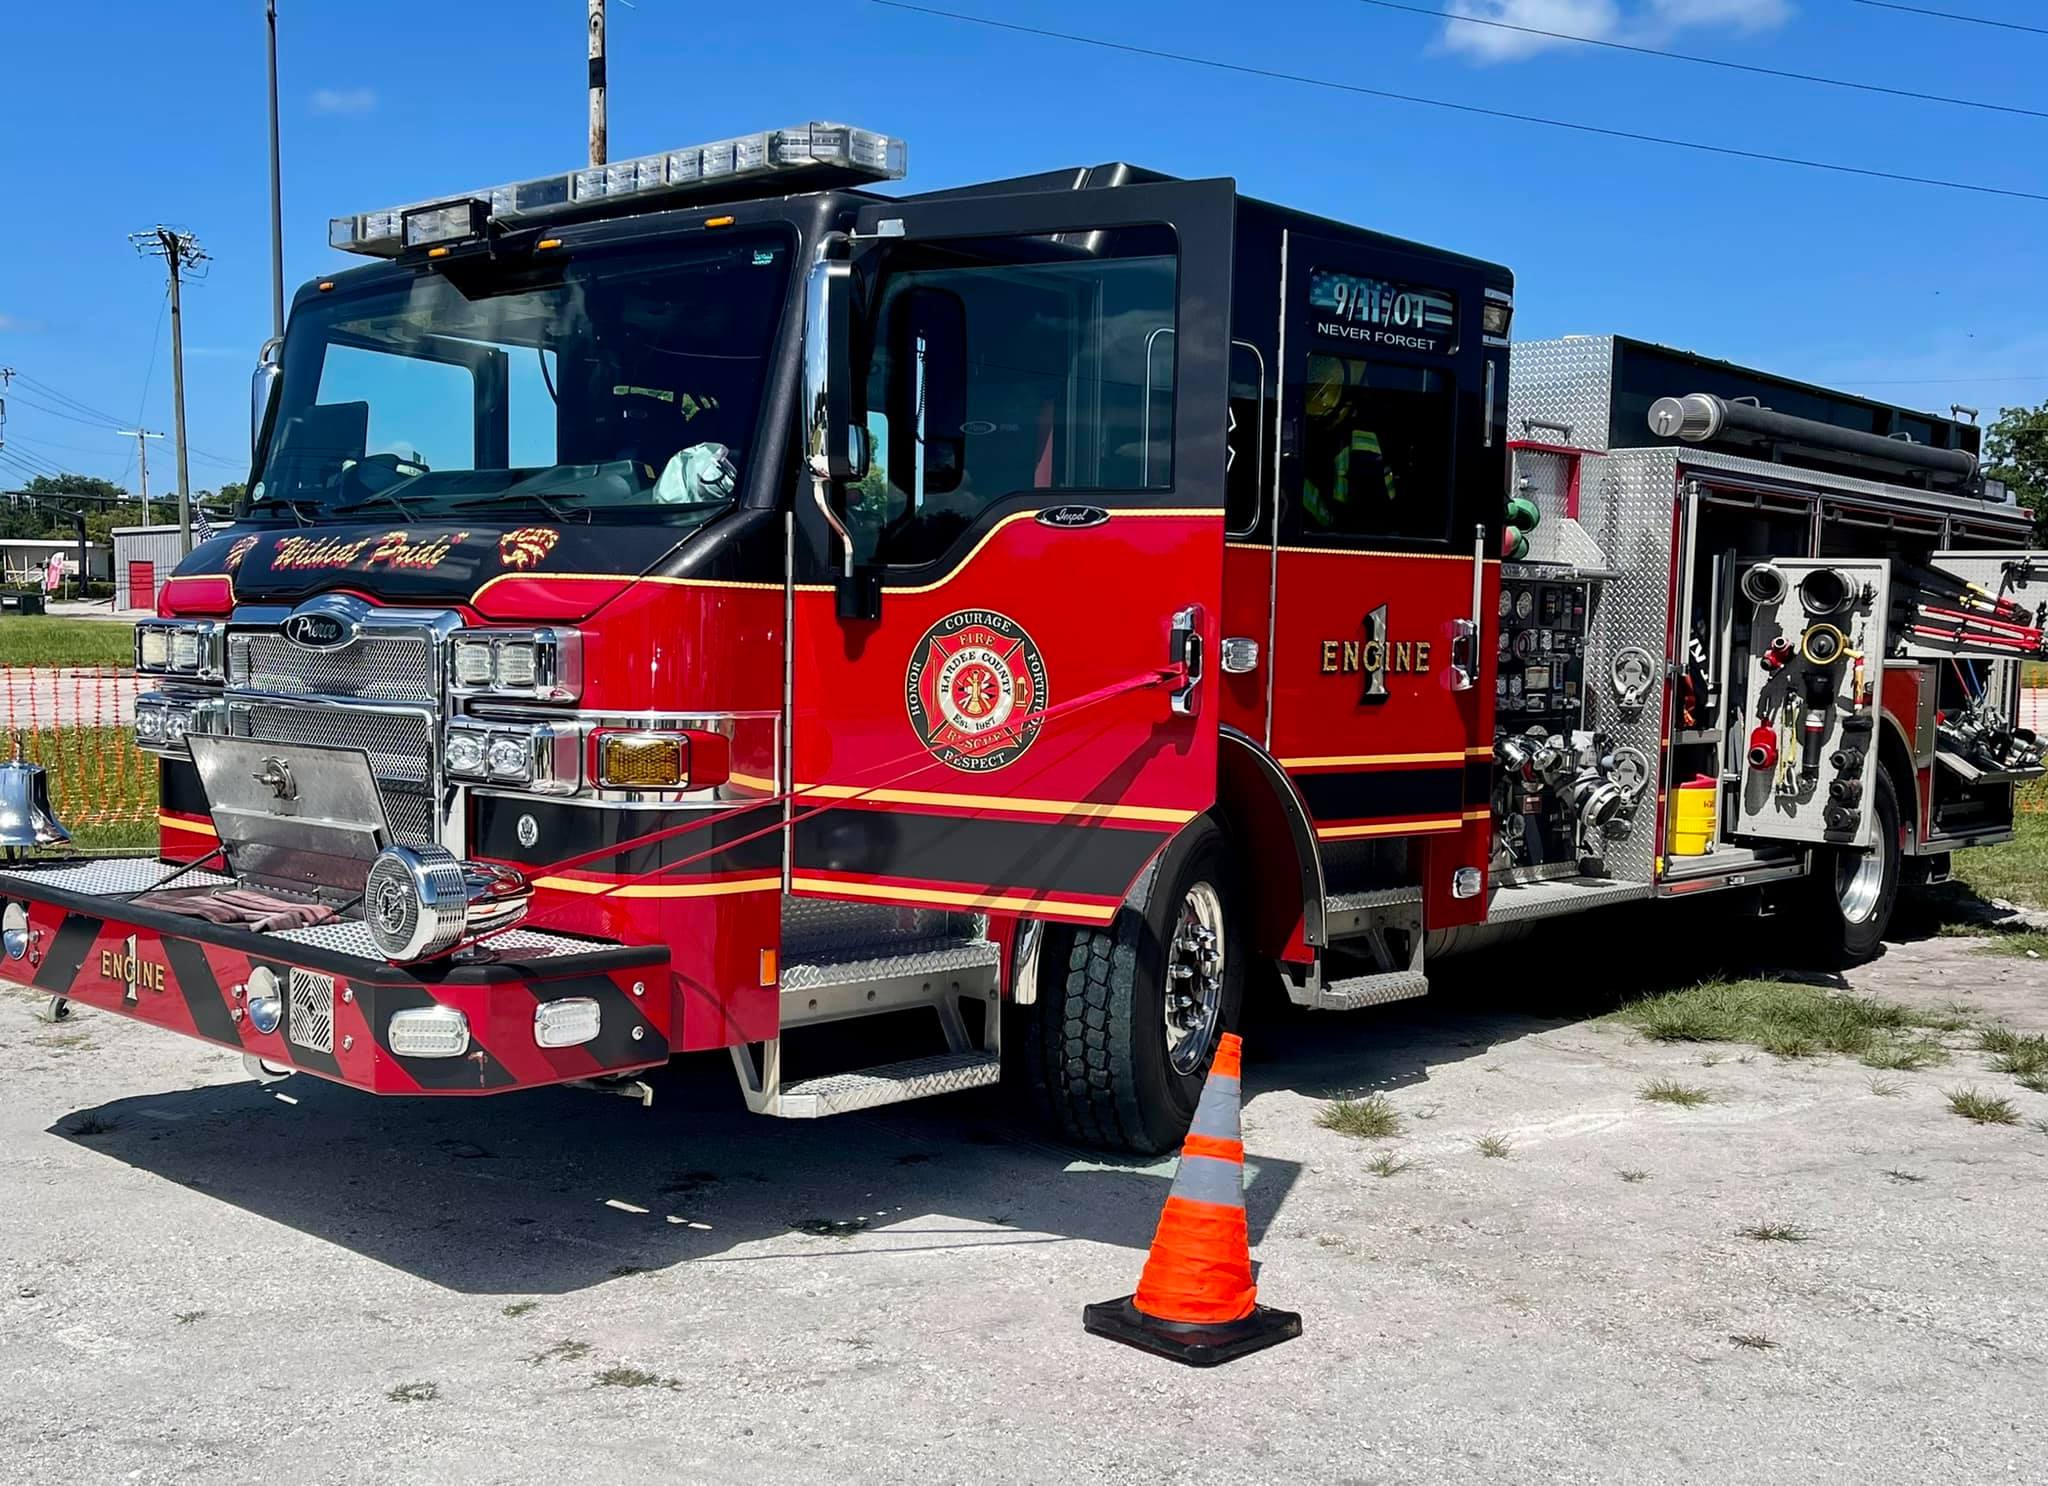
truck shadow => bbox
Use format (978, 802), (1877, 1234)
(46, 889), (1967, 1297)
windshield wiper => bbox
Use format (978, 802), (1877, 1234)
(244, 494), (317, 526)
(451, 490), (587, 522)
(329, 489), (424, 521)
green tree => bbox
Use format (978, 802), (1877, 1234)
(1984, 398), (2048, 541)
(22, 473), (128, 501)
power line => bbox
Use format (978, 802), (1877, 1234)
(871, 2), (2048, 204)
(5, 394), (128, 431)
(14, 374), (130, 430)
(1851, 1), (2048, 37)
(1359, 0), (2046, 120)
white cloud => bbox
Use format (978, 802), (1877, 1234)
(1440, 0), (1791, 64)
(311, 87), (378, 115)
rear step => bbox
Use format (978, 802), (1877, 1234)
(1285, 883), (1430, 1011)
(731, 928), (1003, 1119)
(1287, 968), (1431, 1012)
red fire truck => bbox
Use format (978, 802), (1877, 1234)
(1, 124), (2039, 1153)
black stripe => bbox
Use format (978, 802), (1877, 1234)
(536, 974), (669, 1068)
(473, 798), (782, 879)
(160, 934), (244, 1048)
(793, 808), (1167, 901)
(367, 983), (518, 1090)
(161, 757), (207, 818)
(1294, 767), (1464, 823)
(1464, 757), (1494, 805)
(31, 912), (102, 996)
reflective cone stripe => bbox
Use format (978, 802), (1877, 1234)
(1132, 1032), (1257, 1326)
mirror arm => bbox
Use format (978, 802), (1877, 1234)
(808, 457), (855, 580)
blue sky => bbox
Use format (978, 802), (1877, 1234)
(1, 0), (2041, 495)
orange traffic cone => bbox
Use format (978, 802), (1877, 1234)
(1084, 1033), (1301, 1366)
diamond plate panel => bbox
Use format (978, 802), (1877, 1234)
(0, 860), (236, 896)
(781, 939), (1001, 992)
(778, 1051), (1001, 1116)
(779, 895), (984, 961)
(1311, 970), (1430, 1012)
(268, 919), (611, 959)
(1580, 447), (1680, 884)
(1509, 336), (1616, 452)
(229, 633), (435, 703)
(287, 968), (336, 1054)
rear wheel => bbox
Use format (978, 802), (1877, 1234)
(1803, 767), (1903, 964)
(1025, 817), (1245, 1154)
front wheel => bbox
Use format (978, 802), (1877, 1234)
(1803, 767), (1903, 964)
(1025, 817), (1246, 1154)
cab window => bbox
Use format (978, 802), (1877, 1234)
(1293, 354), (1455, 545)
(855, 226), (1178, 568)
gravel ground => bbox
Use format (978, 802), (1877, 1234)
(4, 899), (2046, 1485)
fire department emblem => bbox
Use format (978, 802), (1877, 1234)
(906, 609), (1049, 773)
(498, 527), (559, 570)
(223, 535), (258, 572)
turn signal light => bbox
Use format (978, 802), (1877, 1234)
(591, 729), (733, 791)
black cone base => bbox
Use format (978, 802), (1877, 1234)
(1083, 1295), (1302, 1368)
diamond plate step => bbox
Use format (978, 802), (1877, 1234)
(776, 1051), (1001, 1118)
(1299, 969), (1431, 1013)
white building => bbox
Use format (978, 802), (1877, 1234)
(0, 536), (109, 587)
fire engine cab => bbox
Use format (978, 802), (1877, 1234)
(1, 124), (2038, 1154)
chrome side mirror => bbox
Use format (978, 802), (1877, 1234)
(251, 336), (283, 460)
(803, 254), (880, 620)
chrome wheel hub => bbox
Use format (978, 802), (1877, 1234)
(1164, 881), (1226, 1077)
(1836, 844), (1884, 925)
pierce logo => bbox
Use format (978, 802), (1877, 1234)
(906, 609), (1049, 773)
(284, 612), (352, 649)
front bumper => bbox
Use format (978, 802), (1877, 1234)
(0, 857), (672, 1095)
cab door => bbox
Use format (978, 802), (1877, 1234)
(789, 180), (1236, 926)
(1264, 231), (1505, 919)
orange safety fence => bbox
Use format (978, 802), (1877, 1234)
(0, 664), (158, 851)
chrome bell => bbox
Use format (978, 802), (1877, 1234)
(0, 732), (71, 850)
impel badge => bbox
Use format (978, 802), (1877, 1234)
(906, 609), (1049, 773)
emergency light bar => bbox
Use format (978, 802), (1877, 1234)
(329, 122), (907, 259)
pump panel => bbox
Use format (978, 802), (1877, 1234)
(1731, 558), (1889, 849)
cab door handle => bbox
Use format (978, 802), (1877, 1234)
(1170, 605), (1204, 717)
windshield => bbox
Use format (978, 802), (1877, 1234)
(249, 230), (793, 525)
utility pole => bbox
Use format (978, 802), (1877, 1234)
(131, 227), (209, 555)
(115, 429), (163, 525)
(266, 1), (285, 339)
(588, 0), (607, 167)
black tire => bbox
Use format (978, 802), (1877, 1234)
(1803, 767), (1904, 965)
(1025, 816), (1246, 1154)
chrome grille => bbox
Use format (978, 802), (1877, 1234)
(229, 632), (435, 702)
(287, 969), (336, 1054)
(227, 701), (437, 844)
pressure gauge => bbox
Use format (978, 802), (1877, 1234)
(1498, 589), (1514, 619)
(1515, 591), (1535, 620)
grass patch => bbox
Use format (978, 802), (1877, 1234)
(1865, 1076), (1906, 1098)
(1979, 932), (2048, 959)
(1639, 1079), (1710, 1108)
(1729, 1333), (1779, 1350)
(1610, 976), (1937, 1062)
(386, 1381), (438, 1404)
(501, 1301), (539, 1318)
(1317, 1093), (1402, 1140)
(1364, 1151), (1414, 1179)
(1475, 1133), (1513, 1159)
(0, 617), (136, 669)
(1736, 1222), (1813, 1243)
(174, 1310), (206, 1324)
(1950, 793), (2048, 910)
(64, 1114), (119, 1136)
(2033, 1119), (2048, 1136)
(15, 725), (157, 852)
(526, 1339), (591, 1367)
(1884, 1169), (1927, 1184)
(1977, 1027), (2048, 1080)
(1618, 1169), (1650, 1183)
(594, 1366), (663, 1389)
(1945, 1086), (2019, 1125)
(1860, 1035), (1949, 1071)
